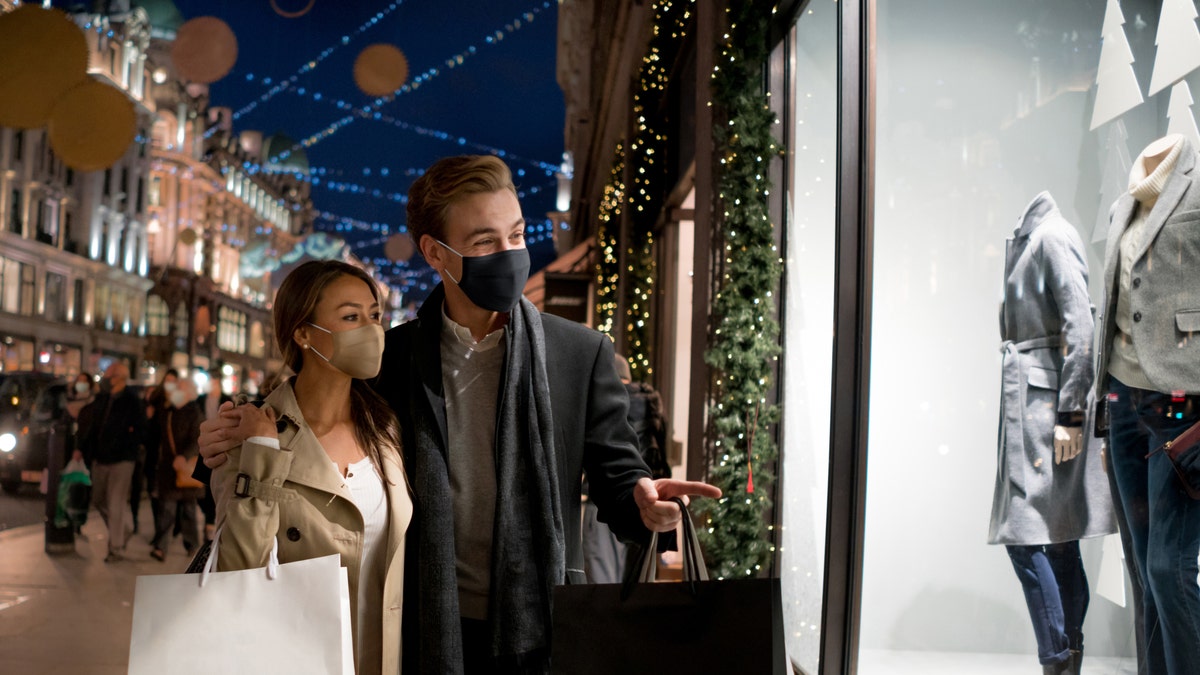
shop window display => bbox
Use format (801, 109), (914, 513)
(851, 0), (1199, 673)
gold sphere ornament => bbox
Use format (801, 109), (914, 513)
(171, 17), (238, 84)
(384, 233), (415, 263)
(0, 6), (88, 129)
(353, 44), (409, 97)
(48, 80), (137, 172)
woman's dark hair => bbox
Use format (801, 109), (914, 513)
(273, 260), (402, 470)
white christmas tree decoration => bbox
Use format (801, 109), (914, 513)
(1091, 0), (1145, 130)
(1095, 120), (1132, 244)
(1167, 81), (1200, 150)
(1148, 0), (1200, 95)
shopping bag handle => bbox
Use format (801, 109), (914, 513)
(200, 525), (280, 587)
(628, 497), (709, 594)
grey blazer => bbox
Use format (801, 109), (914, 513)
(1097, 140), (1200, 396)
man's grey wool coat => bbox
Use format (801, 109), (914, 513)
(989, 191), (1117, 546)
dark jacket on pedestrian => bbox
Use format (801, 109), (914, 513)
(76, 388), (145, 465)
(154, 401), (204, 501)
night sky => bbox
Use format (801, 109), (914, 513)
(68, 0), (566, 305)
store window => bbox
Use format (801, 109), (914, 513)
(851, 0), (1194, 672)
(776, 1), (838, 673)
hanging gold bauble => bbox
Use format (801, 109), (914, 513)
(0, 6), (88, 129)
(353, 44), (409, 97)
(171, 17), (238, 84)
(48, 79), (137, 172)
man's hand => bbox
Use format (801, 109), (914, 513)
(199, 400), (251, 469)
(1053, 425), (1083, 465)
(633, 477), (722, 532)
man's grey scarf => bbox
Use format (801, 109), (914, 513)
(409, 293), (565, 673)
(489, 296), (566, 661)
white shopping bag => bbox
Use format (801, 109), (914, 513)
(129, 530), (354, 675)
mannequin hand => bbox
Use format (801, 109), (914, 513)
(1053, 425), (1083, 464)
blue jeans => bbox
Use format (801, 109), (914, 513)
(1108, 377), (1200, 675)
(1006, 542), (1088, 665)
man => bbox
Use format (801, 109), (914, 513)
(200, 155), (719, 673)
(75, 362), (145, 562)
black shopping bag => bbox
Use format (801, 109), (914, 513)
(550, 499), (786, 674)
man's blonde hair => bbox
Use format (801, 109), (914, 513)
(406, 155), (516, 254)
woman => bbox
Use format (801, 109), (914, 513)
(150, 378), (203, 561)
(212, 260), (412, 675)
(66, 372), (94, 460)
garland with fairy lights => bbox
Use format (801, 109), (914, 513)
(694, 0), (784, 580)
(597, 0), (691, 376)
(621, 0), (692, 379)
(595, 143), (625, 337)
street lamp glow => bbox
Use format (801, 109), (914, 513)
(0, 433), (16, 453)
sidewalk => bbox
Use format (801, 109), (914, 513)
(0, 500), (193, 675)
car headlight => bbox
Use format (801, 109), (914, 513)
(0, 433), (15, 453)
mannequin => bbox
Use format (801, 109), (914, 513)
(1097, 134), (1200, 675)
(990, 191), (1117, 675)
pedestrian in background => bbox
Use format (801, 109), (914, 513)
(581, 353), (674, 583)
(66, 372), (95, 458)
(150, 378), (203, 561)
(74, 362), (146, 562)
(141, 369), (179, 536)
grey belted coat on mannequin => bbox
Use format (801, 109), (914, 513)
(988, 191), (1117, 546)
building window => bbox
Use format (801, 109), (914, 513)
(174, 302), (189, 341)
(12, 130), (23, 162)
(35, 200), (57, 246)
(73, 278), (86, 325)
(44, 272), (66, 322)
(147, 294), (169, 336)
(217, 307), (247, 353)
(63, 211), (77, 254)
(103, 169), (112, 197)
(94, 283), (111, 330)
(149, 176), (161, 207)
(18, 262), (34, 316)
(8, 189), (21, 234)
(0, 256), (15, 313)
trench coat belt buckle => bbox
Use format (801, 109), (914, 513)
(1000, 335), (1061, 354)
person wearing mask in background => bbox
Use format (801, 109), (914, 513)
(581, 353), (675, 583)
(66, 372), (95, 458)
(140, 369), (179, 537)
(74, 362), (146, 562)
(209, 260), (412, 675)
(150, 379), (203, 561)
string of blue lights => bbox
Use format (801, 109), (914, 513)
(223, 1), (406, 126)
(269, 1), (554, 162)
